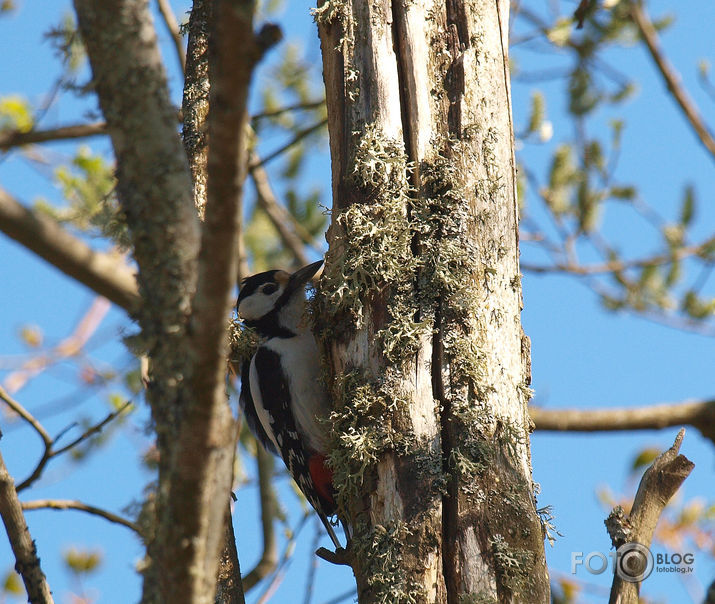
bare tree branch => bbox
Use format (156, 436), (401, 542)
(630, 1), (715, 161)
(162, 2), (281, 600)
(13, 397), (132, 493)
(71, 0), (200, 431)
(0, 446), (54, 604)
(0, 386), (52, 449)
(251, 99), (325, 122)
(71, 3), (201, 600)
(573, 0), (598, 28)
(249, 152), (320, 251)
(21, 498), (139, 533)
(0, 188), (139, 311)
(0, 121), (106, 150)
(0, 388), (54, 493)
(605, 428), (694, 603)
(4, 297), (110, 396)
(254, 512), (310, 604)
(521, 236), (715, 275)
(249, 119), (327, 170)
(249, 154), (309, 267)
(241, 446), (278, 591)
(303, 524), (321, 604)
(214, 507), (244, 604)
(530, 399), (715, 444)
(156, 0), (186, 73)
(179, 3), (251, 600)
(181, 0), (211, 217)
(0, 103), (328, 153)
(51, 400), (133, 458)
(1, 382), (129, 497)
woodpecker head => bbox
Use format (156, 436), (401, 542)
(237, 260), (323, 337)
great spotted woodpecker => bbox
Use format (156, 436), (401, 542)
(236, 260), (341, 549)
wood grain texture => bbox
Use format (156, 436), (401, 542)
(317, 0), (548, 601)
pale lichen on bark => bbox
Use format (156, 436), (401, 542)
(316, 0), (548, 602)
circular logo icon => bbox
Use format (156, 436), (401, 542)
(616, 542), (654, 583)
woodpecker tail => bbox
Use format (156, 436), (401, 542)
(318, 513), (342, 549)
(340, 518), (352, 542)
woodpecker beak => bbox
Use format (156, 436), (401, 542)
(287, 260), (323, 293)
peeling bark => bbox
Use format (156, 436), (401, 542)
(317, 1), (548, 601)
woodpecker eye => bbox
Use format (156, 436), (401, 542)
(261, 283), (278, 295)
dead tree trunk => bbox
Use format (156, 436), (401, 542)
(316, 1), (549, 601)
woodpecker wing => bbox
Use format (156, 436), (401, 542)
(251, 346), (341, 549)
(251, 347), (335, 510)
(239, 359), (278, 455)
(251, 346), (342, 548)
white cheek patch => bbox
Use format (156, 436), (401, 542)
(238, 290), (282, 320)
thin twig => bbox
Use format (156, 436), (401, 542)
(4, 297), (111, 394)
(14, 397), (132, 492)
(512, 67), (570, 83)
(249, 153), (313, 266)
(21, 498), (139, 533)
(34, 77), (65, 129)
(0, 102), (325, 151)
(0, 386), (54, 494)
(0, 448), (54, 603)
(581, 277), (715, 337)
(242, 445), (279, 591)
(0, 386), (52, 448)
(530, 398), (715, 444)
(630, 1), (715, 161)
(303, 520), (321, 604)
(0, 121), (107, 150)
(249, 119), (328, 169)
(255, 513), (311, 604)
(251, 99), (325, 122)
(52, 400), (133, 457)
(250, 157), (319, 250)
(521, 236), (715, 275)
(156, 0), (186, 73)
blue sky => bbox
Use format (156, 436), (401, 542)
(0, 1), (713, 603)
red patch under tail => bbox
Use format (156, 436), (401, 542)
(308, 454), (334, 506)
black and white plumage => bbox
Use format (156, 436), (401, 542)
(236, 260), (341, 548)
